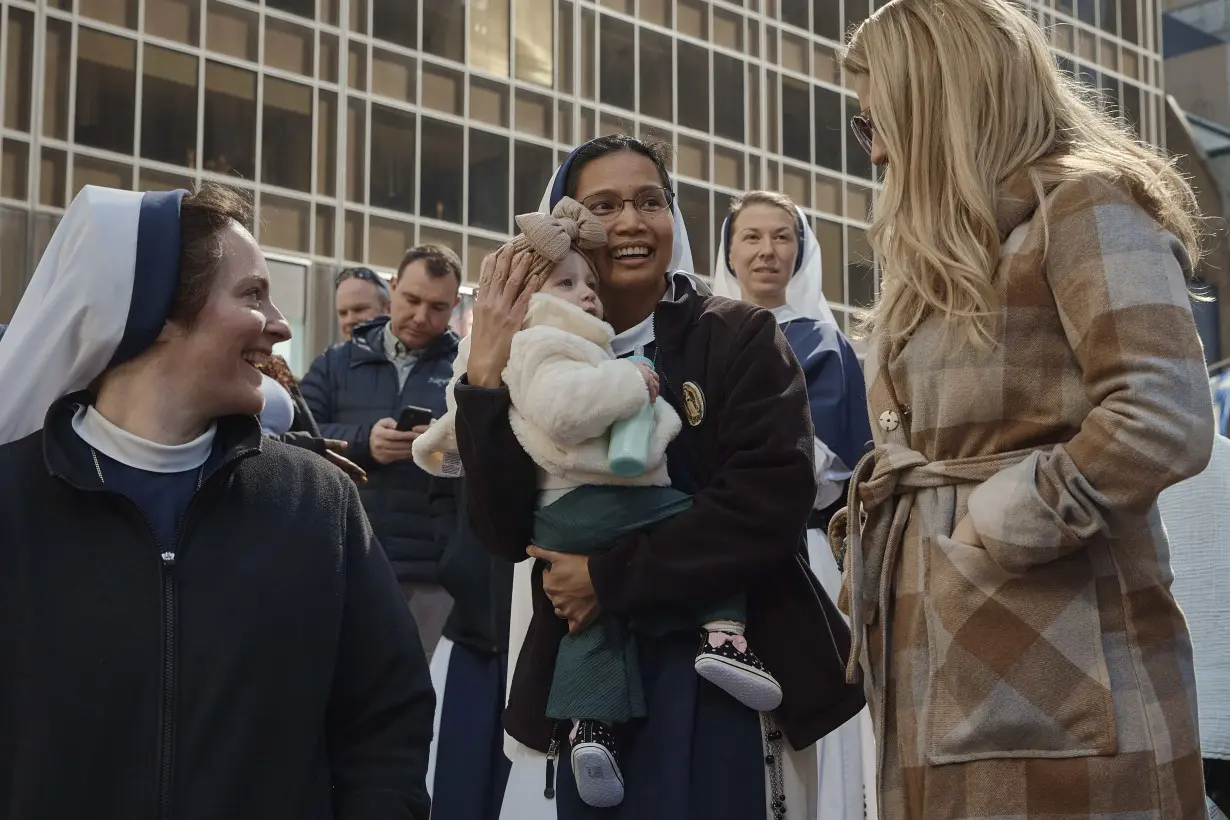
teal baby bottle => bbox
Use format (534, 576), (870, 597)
(608, 355), (657, 478)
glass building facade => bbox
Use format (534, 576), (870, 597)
(0, 0), (1168, 366)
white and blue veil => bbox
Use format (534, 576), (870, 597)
(0, 186), (186, 445)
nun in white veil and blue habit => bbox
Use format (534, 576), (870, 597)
(0, 183), (434, 819)
(444, 134), (864, 820)
(713, 190), (877, 820)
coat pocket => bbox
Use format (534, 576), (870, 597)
(923, 535), (1116, 765)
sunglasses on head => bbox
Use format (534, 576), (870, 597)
(850, 111), (875, 154)
(336, 267), (390, 295)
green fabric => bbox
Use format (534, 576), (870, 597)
(536, 485), (748, 722)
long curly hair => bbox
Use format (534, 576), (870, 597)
(842, 0), (1203, 347)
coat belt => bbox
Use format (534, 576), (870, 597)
(828, 443), (1038, 684)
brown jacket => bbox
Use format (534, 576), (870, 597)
(453, 285), (866, 752)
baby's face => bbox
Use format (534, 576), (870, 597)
(540, 251), (603, 319)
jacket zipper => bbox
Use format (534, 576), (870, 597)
(55, 451), (239, 820)
(158, 547), (177, 820)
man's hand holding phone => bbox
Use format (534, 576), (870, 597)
(370, 406), (433, 465)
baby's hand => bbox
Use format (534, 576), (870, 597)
(635, 361), (660, 403)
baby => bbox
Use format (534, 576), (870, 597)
(413, 198), (781, 809)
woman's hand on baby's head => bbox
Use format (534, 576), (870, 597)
(635, 361), (660, 403)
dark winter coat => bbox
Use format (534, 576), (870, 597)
(0, 393), (435, 820)
(300, 317), (459, 582)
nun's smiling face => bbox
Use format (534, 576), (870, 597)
(573, 152), (675, 295)
(167, 223), (291, 418)
(728, 204), (798, 308)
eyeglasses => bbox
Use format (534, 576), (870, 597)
(336, 266), (390, 295)
(850, 111), (875, 154)
(581, 187), (674, 222)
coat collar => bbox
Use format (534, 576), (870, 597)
(349, 316), (460, 368)
(994, 173), (1043, 242)
(42, 391), (264, 489)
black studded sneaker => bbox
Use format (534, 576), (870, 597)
(571, 720), (625, 808)
(694, 633), (784, 712)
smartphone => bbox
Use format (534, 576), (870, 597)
(396, 405), (434, 432)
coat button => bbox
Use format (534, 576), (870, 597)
(878, 409), (901, 432)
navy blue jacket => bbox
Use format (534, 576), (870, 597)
(300, 317), (459, 583)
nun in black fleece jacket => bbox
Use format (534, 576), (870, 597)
(0, 183), (433, 820)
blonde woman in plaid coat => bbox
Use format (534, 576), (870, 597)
(829, 0), (1215, 817)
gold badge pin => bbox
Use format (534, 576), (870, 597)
(682, 381), (705, 427)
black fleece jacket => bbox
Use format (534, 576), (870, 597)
(0, 393), (434, 820)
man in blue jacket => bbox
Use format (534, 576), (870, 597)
(300, 245), (461, 658)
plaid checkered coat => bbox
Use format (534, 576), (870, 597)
(831, 174), (1213, 819)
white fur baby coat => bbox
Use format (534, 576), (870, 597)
(413, 293), (682, 489)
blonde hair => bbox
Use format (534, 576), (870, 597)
(842, 0), (1202, 346)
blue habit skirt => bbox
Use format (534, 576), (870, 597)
(431, 643), (512, 820)
(553, 631), (766, 819)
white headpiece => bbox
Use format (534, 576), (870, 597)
(712, 204), (839, 328)
(0, 185), (186, 445)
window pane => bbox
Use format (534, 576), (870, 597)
(420, 119), (464, 224)
(5, 8), (34, 132)
(844, 0), (868, 33)
(76, 29), (137, 155)
(81, 0), (138, 29)
(261, 194), (311, 252)
(845, 96), (873, 180)
(471, 0), (511, 77)
(349, 0), (368, 34)
(1, 140), (29, 200)
(370, 104), (415, 213)
(207, 0), (259, 62)
(266, 0), (315, 20)
(1100, 0), (1118, 34)
(677, 136), (708, 181)
(516, 0), (553, 86)
(515, 89), (552, 139)
(316, 205), (335, 257)
(781, 77), (810, 163)
(265, 18), (314, 76)
(470, 77), (510, 127)
(639, 29), (672, 122)
(423, 63), (464, 115)
(558, 1), (574, 93)
(320, 33), (339, 83)
(677, 183), (711, 278)
(41, 149), (67, 207)
(747, 63), (760, 149)
(373, 0), (418, 49)
(678, 0), (707, 38)
(713, 8), (742, 49)
(345, 210), (364, 260)
(713, 53), (744, 142)
(469, 129), (509, 232)
(372, 49), (417, 103)
(782, 0), (808, 28)
(139, 167), (194, 191)
(714, 145), (744, 190)
(581, 8), (595, 99)
(1121, 0), (1138, 44)
(0, 206), (30, 321)
(141, 46), (198, 168)
(678, 42), (709, 132)
(317, 90), (336, 195)
(370, 216), (415, 268)
(815, 217), (843, 302)
(513, 141), (553, 224)
(146, 0), (201, 45)
(599, 16), (634, 112)
(204, 61), (257, 179)
(44, 19), (71, 140)
(346, 98), (366, 202)
(424, 1), (465, 62)
(814, 86), (842, 172)
(73, 154), (132, 198)
(847, 226), (875, 308)
(348, 42), (368, 91)
(262, 77), (313, 192)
